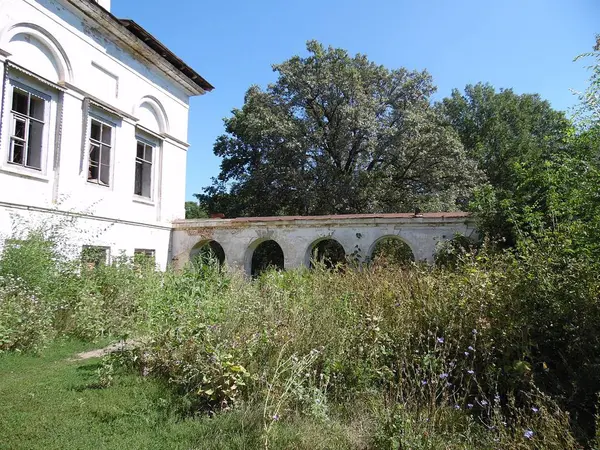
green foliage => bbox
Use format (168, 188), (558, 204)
(370, 237), (415, 266)
(2, 227), (600, 446)
(198, 40), (479, 217)
(0, 275), (55, 353)
(573, 35), (600, 129)
(440, 82), (574, 245)
(184, 200), (208, 219)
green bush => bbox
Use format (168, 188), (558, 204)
(0, 274), (55, 352)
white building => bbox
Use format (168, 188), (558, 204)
(0, 0), (213, 269)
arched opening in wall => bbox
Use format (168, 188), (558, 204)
(190, 240), (225, 267)
(251, 240), (284, 277)
(308, 239), (346, 269)
(370, 237), (415, 267)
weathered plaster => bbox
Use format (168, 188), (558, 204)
(171, 213), (477, 274)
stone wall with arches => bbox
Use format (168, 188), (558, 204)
(171, 213), (477, 275)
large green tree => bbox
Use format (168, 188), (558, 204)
(440, 83), (574, 243)
(197, 41), (479, 217)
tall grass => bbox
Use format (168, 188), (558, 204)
(1, 226), (599, 448)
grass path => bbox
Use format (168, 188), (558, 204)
(0, 340), (357, 450)
(0, 340), (259, 450)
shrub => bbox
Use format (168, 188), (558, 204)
(0, 275), (55, 352)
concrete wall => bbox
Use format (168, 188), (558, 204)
(171, 214), (477, 275)
(0, 0), (197, 269)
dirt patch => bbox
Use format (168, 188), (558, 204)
(71, 340), (141, 361)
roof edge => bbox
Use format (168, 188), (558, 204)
(118, 19), (214, 92)
(66, 0), (214, 95)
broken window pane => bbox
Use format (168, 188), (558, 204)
(11, 141), (24, 165)
(89, 143), (100, 164)
(14, 118), (26, 139)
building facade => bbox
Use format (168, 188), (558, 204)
(0, 0), (212, 269)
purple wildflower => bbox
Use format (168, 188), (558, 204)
(524, 429), (534, 439)
(272, 414), (280, 421)
(468, 346), (474, 351)
(467, 403), (473, 409)
(421, 380), (428, 385)
(454, 404), (460, 409)
(467, 369), (475, 375)
(480, 400), (488, 406)
(472, 329), (478, 335)
(464, 351), (470, 357)
(437, 337), (444, 343)
(531, 407), (539, 413)
(440, 373), (449, 379)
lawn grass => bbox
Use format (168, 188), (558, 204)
(0, 340), (358, 450)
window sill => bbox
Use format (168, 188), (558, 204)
(132, 195), (155, 206)
(0, 164), (50, 182)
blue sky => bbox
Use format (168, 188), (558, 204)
(112, 0), (599, 201)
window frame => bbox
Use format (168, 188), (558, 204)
(3, 78), (52, 176)
(133, 136), (155, 200)
(86, 114), (116, 188)
(133, 131), (159, 204)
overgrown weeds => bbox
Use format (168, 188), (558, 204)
(1, 227), (599, 448)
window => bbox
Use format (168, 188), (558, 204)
(81, 245), (110, 268)
(134, 140), (153, 198)
(88, 119), (112, 186)
(8, 86), (47, 170)
(134, 249), (156, 267)
(134, 248), (155, 261)
(134, 249), (155, 258)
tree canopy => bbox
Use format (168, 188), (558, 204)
(197, 41), (479, 217)
(439, 83), (574, 243)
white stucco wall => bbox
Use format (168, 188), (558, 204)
(0, 0), (201, 269)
